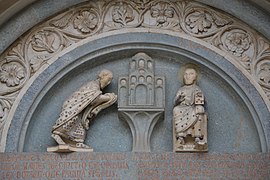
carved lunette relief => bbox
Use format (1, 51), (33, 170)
(0, 0), (269, 149)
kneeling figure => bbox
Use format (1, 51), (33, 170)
(47, 69), (117, 152)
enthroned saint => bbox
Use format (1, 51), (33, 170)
(48, 69), (117, 152)
(173, 65), (207, 152)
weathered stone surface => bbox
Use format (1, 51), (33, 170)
(0, 153), (269, 179)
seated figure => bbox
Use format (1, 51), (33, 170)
(48, 69), (117, 152)
(173, 66), (207, 152)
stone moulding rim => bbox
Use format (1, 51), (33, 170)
(1, 29), (269, 152)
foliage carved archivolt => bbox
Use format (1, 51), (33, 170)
(0, 0), (270, 134)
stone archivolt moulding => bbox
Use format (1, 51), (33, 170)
(0, 0), (269, 151)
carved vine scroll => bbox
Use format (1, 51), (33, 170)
(0, 0), (270, 148)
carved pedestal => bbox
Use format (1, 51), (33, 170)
(47, 144), (93, 152)
(118, 53), (165, 152)
(119, 110), (163, 152)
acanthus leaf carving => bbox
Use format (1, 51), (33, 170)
(256, 38), (270, 59)
(50, 11), (75, 29)
(263, 87), (270, 100)
(28, 28), (73, 72)
(0, 97), (11, 123)
(258, 63), (270, 86)
(239, 55), (252, 71)
(8, 43), (24, 58)
(182, 6), (231, 37)
(185, 10), (212, 34)
(0, 93), (17, 139)
(255, 38), (270, 88)
(132, 0), (151, 6)
(112, 2), (135, 26)
(131, 0), (151, 11)
(31, 30), (58, 53)
(211, 12), (231, 27)
(29, 55), (48, 72)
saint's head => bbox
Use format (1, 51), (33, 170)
(183, 67), (197, 85)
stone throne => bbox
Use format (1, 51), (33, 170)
(118, 53), (165, 152)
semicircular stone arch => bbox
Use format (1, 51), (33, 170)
(0, 0), (270, 152)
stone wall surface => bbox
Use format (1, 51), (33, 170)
(0, 152), (269, 179)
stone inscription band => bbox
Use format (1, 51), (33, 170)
(0, 153), (269, 179)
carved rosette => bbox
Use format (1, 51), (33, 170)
(73, 10), (99, 33)
(0, 0), (270, 147)
(149, 2), (177, 27)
